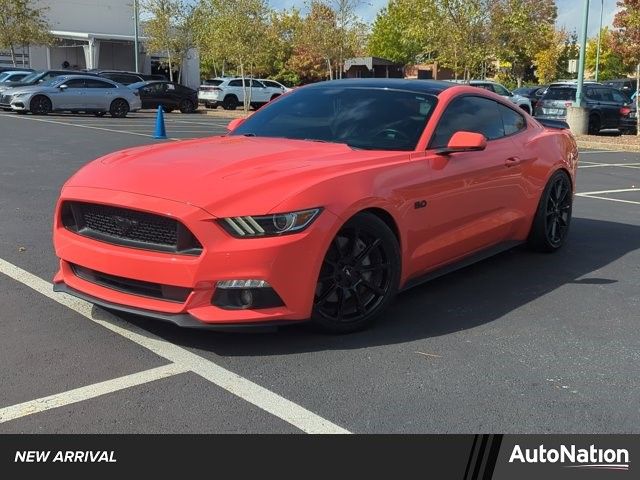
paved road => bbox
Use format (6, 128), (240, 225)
(0, 110), (638, 433)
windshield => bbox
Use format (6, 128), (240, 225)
(544, 87), (576, 101)
(231, 86), (437, 151)
(17, 71), (43, 83)
(0, 72), (10, 81)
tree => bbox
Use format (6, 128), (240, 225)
(533, 28), (568, 84)
(195, 0), (270, 112)
(490, 0), (557, 87)
(0, 0), (52, 67)
(142, 0), (195, 82)
(368, 0), (431, 66)
(586, 27), (630, 80)
(612, 0), (640, 135)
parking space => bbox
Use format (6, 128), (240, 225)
(0, 110), (639, 433)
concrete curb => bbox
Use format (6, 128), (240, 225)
(576, 140), (640, 153)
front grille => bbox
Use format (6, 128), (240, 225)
(0, 94), (11, 104)
(61, 201), (202, 255)
(71, 264), (191, 303)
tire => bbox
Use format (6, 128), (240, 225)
(94, 111), (106, 117)
(527, 170), (573, 253)
(588, 114), (601, 135)
(179, 99), (195, 113)
(30, 95), (52, 115)
(270, 94), (280, 102)
(109, 98), (129, 118)
(311, 212), (401, 333)
(222, 95), (238, 111)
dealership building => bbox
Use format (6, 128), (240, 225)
(0, 0), (200, 88)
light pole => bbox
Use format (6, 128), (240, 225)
(133, 0), (140, 73)
(595, 0), (604, 81)
(575, 0), (590, 108)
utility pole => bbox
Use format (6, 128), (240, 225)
(134, 0), (140, 73)
(575, 0), (590, 108)
(595, 0), (604, 82)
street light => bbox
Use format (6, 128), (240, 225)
(133, 0), (140, 73)
(575, 0), (590, 108)
(595, 0), (604, 82)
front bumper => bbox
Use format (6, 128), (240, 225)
(53, 186), (338, 327)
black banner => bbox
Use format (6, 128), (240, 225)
(0, 434), (636, 478)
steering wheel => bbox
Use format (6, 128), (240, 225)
(374, 128), (411, 143)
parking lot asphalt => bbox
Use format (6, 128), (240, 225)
(0, 110), (638, 433)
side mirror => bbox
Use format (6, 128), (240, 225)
(436, 131), (487, 155)
(59, 84), (68, 90)
(226, 118), (244, 131)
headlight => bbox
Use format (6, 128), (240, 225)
(218, 208), (322, 238)
(12, 92), (28, 98)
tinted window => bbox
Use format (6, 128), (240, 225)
(499, 104), (526, 136)
(493, 84), (511, 96)
(251, 80), (264, 88)
(611, 90), (630, 103)
(473, 83), (493, 92)
(232, 87), (437, 151)
(64, 79), (86, 88)
(104, 74), (138, 84)
(597, 88), (614, 101)
(431, 96), (504, 148)
(228, 80), (242, 87)
(203, 79), (223, 86)
(544, 87), (576, 101)
(85, 79), (115, 88)
(263, 80), (280, 88)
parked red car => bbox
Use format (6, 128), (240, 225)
(53, 79), (578, 333)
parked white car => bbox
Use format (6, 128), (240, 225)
(468, 80), (533, 114)
(0, 75), (141, 117)
(198, 77), (288, 110)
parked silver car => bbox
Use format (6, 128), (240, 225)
(0, 75), (141, 117)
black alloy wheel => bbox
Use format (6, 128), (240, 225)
(222, 95), (238, 110)
(588, 114), (601, 135)
(30, 95), (52, 115)
(528, 170), (573, 252)
(109, 98), (129, 118)
(179, 99), (195, 113)
(312, 212), (400, 333)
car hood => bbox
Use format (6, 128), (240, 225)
(64, 136), (401, 216)
(2, 84), (49, 95)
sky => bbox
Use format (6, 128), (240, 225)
(268, 0), (620, 37)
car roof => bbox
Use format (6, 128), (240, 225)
(302, 79), (453, 95)
(58, 74), (118, 82)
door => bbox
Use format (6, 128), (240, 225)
(140, 83), (164, 109)
(250, 79), (270, 103)
(163, 83), (181, 109)
(594, 87), (619, 128)
(413, 96), (530, 273)
(51, 78), (86, 110)
(84, 78), (117, 110)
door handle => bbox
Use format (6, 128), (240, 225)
(505, 156), (522, 167)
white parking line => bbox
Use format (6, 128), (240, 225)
(578, 188), (640, 195)
(579, 151), (626, 154)
(0, 363), (187, 423)
(3, 114), (180, 140)
(576, 194), (640, 205)
(0, 258), (350, 434)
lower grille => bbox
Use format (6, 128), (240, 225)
(0, 94), (11, 105)
(71, 264), (191, 303)
(61, 201), (202, 255)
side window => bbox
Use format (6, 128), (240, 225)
(166, 83), (176, 91)
(586, 88), (600, 100)
(474, 84), (493, 92)
(493, 84), (511, 96)
(611, 90), (630, 103)
(251, 80), (264, 88)
(85, 79), (115, 88)
(430, 96), (504, 148)
(263, 81), (279, 88)
(228, 80), (242, 87)
(64, 79), (86, 88)
(499, 104), (526, 136)
(597, 88), (613, 102)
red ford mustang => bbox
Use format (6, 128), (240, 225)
(52, 79), (578, 333)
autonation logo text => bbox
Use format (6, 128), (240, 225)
(509, 444), (630, 471)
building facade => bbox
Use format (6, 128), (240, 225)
(1, 0), (200, 88)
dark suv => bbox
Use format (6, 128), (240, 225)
(92, 70), (166, 85)
(535, 83), (634, 134)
